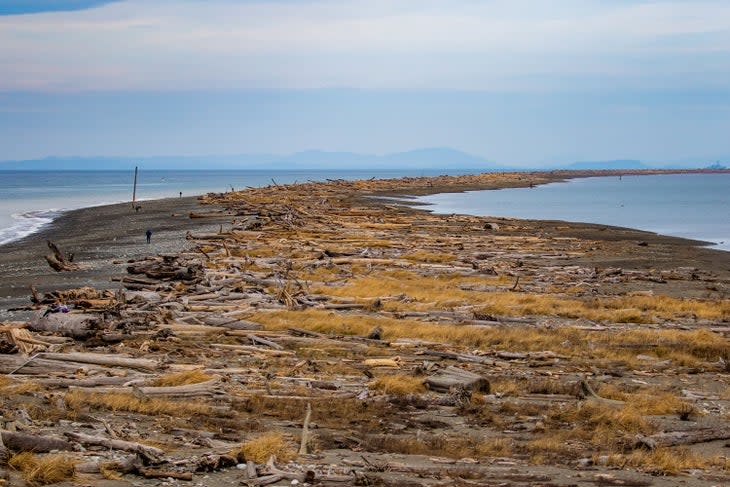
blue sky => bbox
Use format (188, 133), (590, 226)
(0, 0), (728, 166)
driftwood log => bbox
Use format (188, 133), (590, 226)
(28, 311), (101, 340)
(424, 366), (490, 393)
(40, 352), (159, 372)
(65, 432), (165, 462)
(1, 431), (74, 453)
(45, 240), (80, 272)
(69, 377), (221, 398)
(634, 429), (730, 450)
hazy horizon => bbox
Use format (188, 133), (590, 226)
(1, 1), (728, 166)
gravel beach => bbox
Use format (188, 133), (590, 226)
(0, 195), (229, 319)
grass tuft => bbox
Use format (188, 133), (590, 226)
(8, 452), (76, 485)
(64, 390), (211, 417)
(233, 432), (297, 463)
(369, 375), (426, 396)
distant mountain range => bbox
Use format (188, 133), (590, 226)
(0, 148), (505, 171)
(0, 149), (724, 171)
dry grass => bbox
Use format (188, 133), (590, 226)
(475, 437), (514, 457)
(363, 433), (515, 459)
(234, 432), (297, 463)
(490, 379), (522, 396)
(248, 309), (727, 365)
(64, 390), (211, 417)
(368, 375), (426, 396)
(605, 447), (708, 474)
(308, 269), (730, 322)
(596, 385), (693, 416)
(8, 452), (76, 485)
(549, 402), (656, 449)
(148, 369), (212, 387)
(0, 378), (45, 397)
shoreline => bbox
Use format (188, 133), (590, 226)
(0, 195), (230, 319)
(409, 174), (730, 252)
(2, 169), (730, 317)
(1, 167), (727, 248)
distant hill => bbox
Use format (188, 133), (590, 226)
(0, 148), (505, 171)
(564, 159), (649, 170)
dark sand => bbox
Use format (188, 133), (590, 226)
(0, 196), (229, 319)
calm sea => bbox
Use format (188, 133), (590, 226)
(0, 169), (459, 245)
(416, 173), (730, 251)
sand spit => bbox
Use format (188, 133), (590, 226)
(1, 170), (729, 486)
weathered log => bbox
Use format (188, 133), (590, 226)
(248, 334), (284, 350)
(424, 366), (490, 393)
(0, 355), (102, 375)
(45, 240), (80, 272)
(37, 376), (145, 388)
(287, 328), (327, 339)
(201, 316), (262, 330)
(633, 429), (730, 450)
(421, 349), (495, 364)
(74, 455), (140, 474)
(28, 311), (101, 340)
(299, 402), (312, 455)
(69, 377), (221, 398)
(1, 431), (74, 453)
(41, 352), (159, 372)
(65, 432), (165, 461)
(138, 468), (193, 480)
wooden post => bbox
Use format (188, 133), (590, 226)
(132, 166), (138, 206)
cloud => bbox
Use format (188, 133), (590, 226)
(0, 0), (728, 91)
(0, 1), (122, 16)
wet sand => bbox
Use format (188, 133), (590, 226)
(0, 196), (229, 319)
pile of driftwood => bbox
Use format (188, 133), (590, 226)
(2, 171), (730, 485)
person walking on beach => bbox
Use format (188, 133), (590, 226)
(145, 229), (152, 244)
(179, 191), (182, 198)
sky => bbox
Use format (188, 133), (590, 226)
(0, 0), (728, 166)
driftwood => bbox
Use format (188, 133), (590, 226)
(424, 366), (490, 393)
(633, 429), (730, 450)
(421, 349), (495, 364)
(45, 240), (80, 272)
(138, 468), (193, 481)
(248, 334), (284, 350)
(70, 377), (221, 398)
(0, 326), (50, 354)
(1, 431), (74, 453)
(0, 354), (103, 375)
(299, 402), (312, 455)
(65, 432), (165, 461)
(28, 311), (101, 340)
(40, 352), (159, 372)
(37, 376), (145, 388)
(74, 455), (140, 475)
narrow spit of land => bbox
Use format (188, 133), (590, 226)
(1, 170), (730, 487)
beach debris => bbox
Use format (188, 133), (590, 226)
(44, 240), (81, 272)
(2, 170), (730, 485)
(424, 365), (490, 393)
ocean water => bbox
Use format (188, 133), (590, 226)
(0, 169), (458, 245)
(416, 173), (730, 251)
